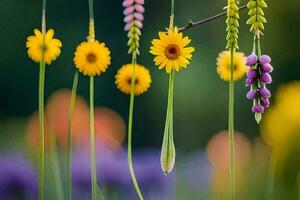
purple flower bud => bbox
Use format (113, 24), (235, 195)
(261, 98), (270, 108)
(260, 73), (272, 84)
(245, 78), (255, 86)
(123, 5), (134, 15)
(246, 54), (258, 66)
(124, 14), (134, 23)
(259, 55), (271, 65)
(252, 104), (264, 113)
(134, 13), (144, 21)
(247, 69), (257, 79)
(246, 90), (257, 100)
(135, 0), (144, 4)
(259, 87), (271, 98)
(261, 63), (273, 73)
(135, 4), (145, 13)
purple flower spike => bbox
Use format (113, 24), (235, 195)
(247, 69), (257, 79)
(260, 73), (272, 84)
(246, 90), (257, 100)
(261, 63), (273, 73)
(261, 98), (270, 108)
(245, 77), (255, 86)
(259, 55), (271, 65)
(252, 104), (264, 113)
(259, 87), (271, 98)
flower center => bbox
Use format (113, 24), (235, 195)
(127, 78), (139, 85)
(86, 53), (97, 63)
(165, 44), (180, 60)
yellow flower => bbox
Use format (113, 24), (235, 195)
(216, 51), (247, 81)
(261, 81), (300, 147)
(149, 27), (195, 73)
(26, 29), (62, 65)
(115, 64), (151, 96)
(73, 40), (111, 76)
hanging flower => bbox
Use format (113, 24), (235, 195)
(150, 27), (195, 73)
(216, 51), (247, 81)
(245, 54), (273, 123)
(73, 40), (111, 76)
(115, 64), (151, 96)
(26, 29), (62, 64)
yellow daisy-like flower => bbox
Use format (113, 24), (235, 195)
(73, 40), (111, 76)
(115, 64), (151, 96)
(149, 27), (195, 73)
(216, 51), (247, 81)
(26, 29), (62, 65)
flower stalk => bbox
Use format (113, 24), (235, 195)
(127, 52), (144, 200)
(66, 71), (79, 200)
(39, 1), (47, 199)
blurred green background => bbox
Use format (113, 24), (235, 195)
(0, 0), (299, 151)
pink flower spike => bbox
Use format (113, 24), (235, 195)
(123, 0), (134, 7)
(135, 4), (145, 13)
(134, 13), (144, 21)
(123, 6), (135, 15)
(124, 14), (134, 23)
(124, 22), (134, 31)
(135, 0), (144, 5)
(134, 20), (143, 29)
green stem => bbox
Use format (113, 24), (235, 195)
(38, 58), (46, 200)
(50, 135), (64, 200)
(66, 71), (79, 200)
(127, 53), (144, 200)
(229, 48), (236, 200)
(88, 0), (94, 20)
(171, 0), (175, 16)
(39, 1), (47, 199)
(90, 76), (97, 200)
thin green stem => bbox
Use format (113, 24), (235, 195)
(39, 1), (47, 199)
(229, 48), (236, 200)
(171, 0), (175, 17)
(66, 71), (79, 200)
(90, 76), (97, 200)
(50, 135), (64, 200)
(88, 0), (94, 20)
(127, 53), (144, 200)
(38, 58), (46, 200)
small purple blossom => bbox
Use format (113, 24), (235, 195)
(261, 98), (270, 108)
(260, 73), (272, 84)
(252, 104), (264, 113)
(259, 55), (271, 65)
(246, 90), (257, 100)
(259, 87), (271, 98)
(246, 54), (258, 66)
(245, 77), (255, 86)
(247, 69), (257, 79)
(261, 63), (273, 73)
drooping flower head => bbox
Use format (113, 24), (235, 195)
(216, 51), (247, 81)
(73, 21), (111, 76)
(123, 0), (145, 55)
(245, 54), (273, 123)
(150, 26), (195, 73)
(26, 29), (62, 64)
(115, 64), (151, 96)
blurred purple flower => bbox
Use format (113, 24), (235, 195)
(72, 148), (175, 199)
(0, 152), (38, 200)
